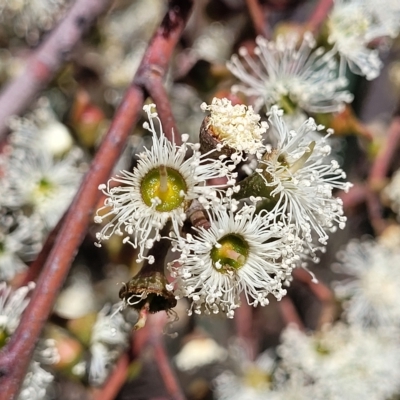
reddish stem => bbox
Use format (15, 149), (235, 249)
(306, 0), (333, 33)
(279, 297), (304, 330)
(369, 117), (400, 185)
(339, 183), (367, 211)
(0, 1), (193, 398)
(149, 314), (185, 400)
(246, 0), (271, 39)
(0, 0), (113, 141)
(146, 76), (181, 143)
(293, 268), (335, 328)
(92, 352), (131, 400)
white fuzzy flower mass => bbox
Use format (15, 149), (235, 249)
(0, 145), (84, 229)
(168, 203), (302, 318)
(95, 104), (236, 262)
(333, 239), (400, 327)
(0, 282), (58, 399)
(227, 32), (353, 113)
(278, 323), (400, 400)
(201, 97), (268, 158)
(0, 211), (43, 281)
(256, 106), (351, 260)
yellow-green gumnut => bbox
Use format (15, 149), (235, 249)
(141, 165), (187, 212)
(211, 234), (249, 273)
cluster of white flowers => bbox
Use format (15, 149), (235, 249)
(96, 98), (350, 318)
(0, 100), (85, 281)
(95, 103), (238, 263)
(0, 282), (59, 399)
(0, 0), (68, 42)
(228, 32), (353, 114)
(228, 8), (400, 115)
(327, 0), (400, 80)
(333, 239), (400, 327)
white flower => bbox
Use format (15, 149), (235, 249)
(278, 323), (400, 400)
(8, 98), (74, 157)
(192, 22), (236, 64)
(0, 0), (67, 41)
(327, 0), (394, 80)
(174, 337), (228, 371)
(214, 343), (276, 400)
(0, 144), (84, 229)
(168, 203), (302, 318)
(227, 32), (353, 113)
(95, 104), (236, 262)
(201, 97), (268, 158)
(18, 361), (55, 400)
(88, 302), (132, 386)
(0, 211), (43, 281)
(255, 106), (351, 260)
(0, 281), (35, 334)
(0, 283), (58, 399)
(333, 239), (400, 327)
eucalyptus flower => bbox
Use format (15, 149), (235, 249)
(333, 239), (400, 327)
(227, 32), (352, 113)
(95, 104), (236, 262)
(168, 203), (302, 318)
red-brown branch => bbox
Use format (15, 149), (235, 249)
(246, 0), (271, 39)
(146, 75), (181, 143)
(306, 0), (333, 33)
(369, 117), (400, 185)
(0, 1), (193, 398)
(147, 314), (186, 400)
(0, 0), (113, 141)
(91, 352), (131, 400)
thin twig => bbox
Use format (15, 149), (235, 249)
(293, 268), (336, 329)
(246, 0), (271, 39)
(306, 0), (333, 33)
(0, 1), (193, 398)
(369, 117), (400, 186)
(279, 297), (304, 330)
(234, 299), (259, 361)
(339, 183), (367, 212)
(148, 314), (186, 400)
(91, 352), (131, 400)
(0, 0), (113, 141)
(146, 75), (181, 143)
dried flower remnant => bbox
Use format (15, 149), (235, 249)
(333, 239), (400, 328)
(169, 203), (302, 318)
(227, 33), (352, 113)
(95, 104), (236, 262)
(118, 244), (177, 331)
